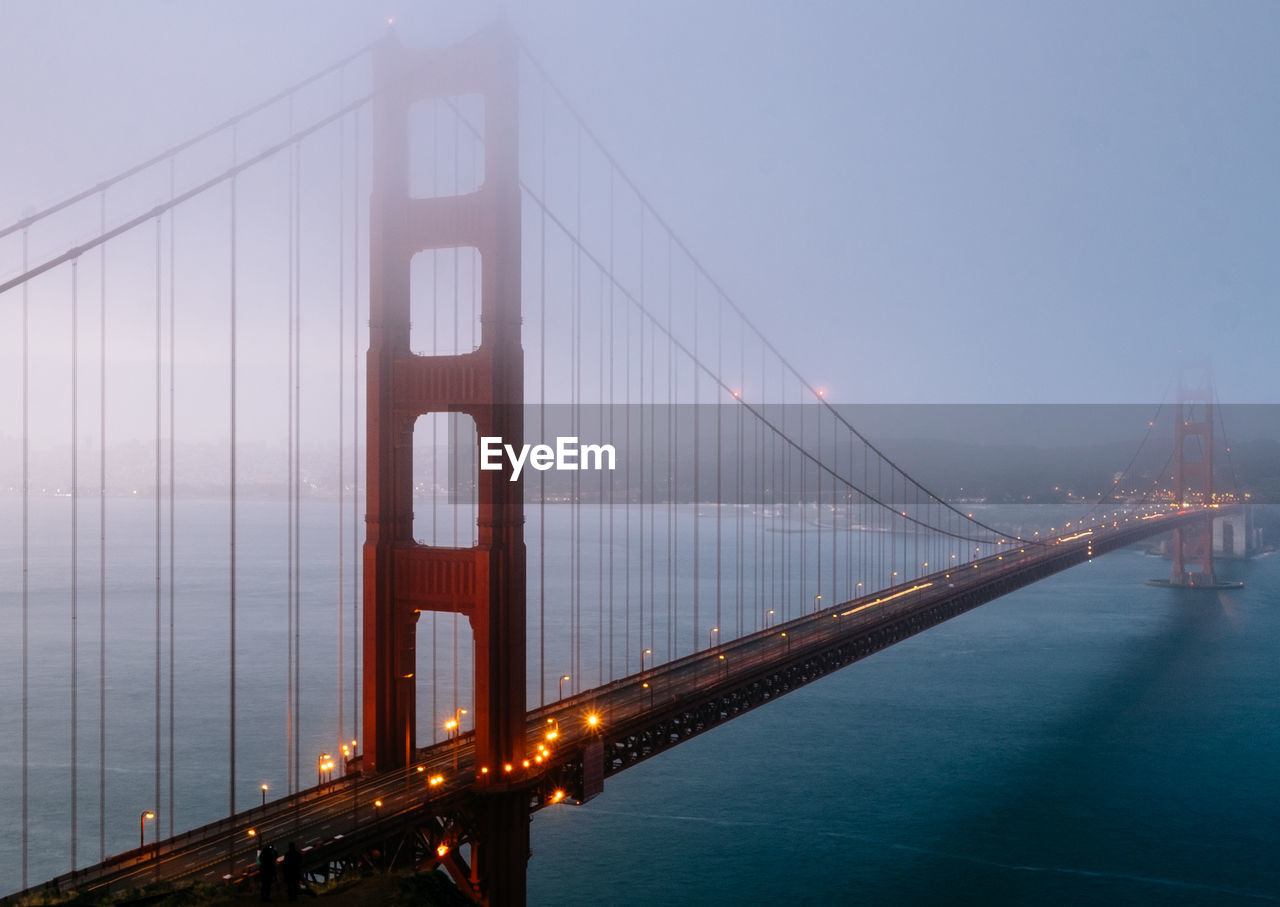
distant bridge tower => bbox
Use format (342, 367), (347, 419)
(1170, 364), (1215, 586)
(363, 25), (529, 903)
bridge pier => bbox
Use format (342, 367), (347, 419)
(472, 790), (532, 905)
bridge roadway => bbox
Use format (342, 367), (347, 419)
(3, 505), (1223, 904)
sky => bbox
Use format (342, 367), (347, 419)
(2, 0), (1279, 446)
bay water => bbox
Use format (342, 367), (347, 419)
(1, 499), (1277, 903)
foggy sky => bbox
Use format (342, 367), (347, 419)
(3, 0), (1279, 432)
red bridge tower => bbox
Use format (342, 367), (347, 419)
(362, 25), (529, 903)
(1169, 365), (1216, 586)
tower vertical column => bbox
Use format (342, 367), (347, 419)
(363, 31), (416, 774)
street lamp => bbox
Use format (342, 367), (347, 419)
(813, 594), (821, 613)
(766, 609), (774, 628)
(260, 784), (268, 807)
(709, 627), (718, 649)
(140, 811), (154, 850)
(641, 648), (654, 707)
(559, 674), (570, 700)
(445, 708), (467, 770)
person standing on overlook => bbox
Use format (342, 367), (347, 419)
(257, 841), (279, 901)
(282, 841), (303, 901)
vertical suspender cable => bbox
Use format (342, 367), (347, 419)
(607, 170), (615, 683)
(737, 331), (744, 636)
(229, 126), (239, 819)
(598, 267), (605, 685)
(294, 136), (303, 790)
(637, 209), (645, 665)
(537, 90), (547, 705)
(780, 388), (787, 618)
(623, 227), (631, 674)
(430, 106), (439, 730)
(755, 360), (762, 628)
(816, 388), (822, 610)
(71, 258), (80, 872)
(286, 111), (297, 792)
(337, 71), (347, 754)
(715, 298), (722, 637)
(757, 344), (765, 629)
(351, 105), (361, 745)
(647, 262), (656, 662)
(797, 382), (803, 605)
(21, 228), (29, 889)
(451, 115), (460, 730)
(572, 125), (582, 688)
(167, 160), (177, 837)
(692, 270), (699, 649)
(831, 422), (837, 603)
(665, 237), (674, 661)
(846, 426), (853, 598)
(98, 198), (107, 862)
(154, 216), (162, 841)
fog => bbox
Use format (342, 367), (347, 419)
(3, 0), (1280, 465)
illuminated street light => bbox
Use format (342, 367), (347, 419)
(559, 674), (570, 701)
(446, 708), (468, 770)
(260, 783), (268, 807)
(813, 594), (821, 613)
(709, 627), (718, 649)
(140, 811), (154, 851)
(641, 648), (651, 672)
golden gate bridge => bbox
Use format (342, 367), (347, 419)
(0, 24), (1243, 905)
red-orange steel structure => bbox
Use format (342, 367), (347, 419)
(362, 25), (529, 903)
(1170, 367), (1215, 585)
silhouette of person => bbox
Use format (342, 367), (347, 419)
(282, 841), (303, 902)
(258, 841), (279, 901)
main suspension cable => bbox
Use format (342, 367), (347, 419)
(0, 41), (376, 242)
